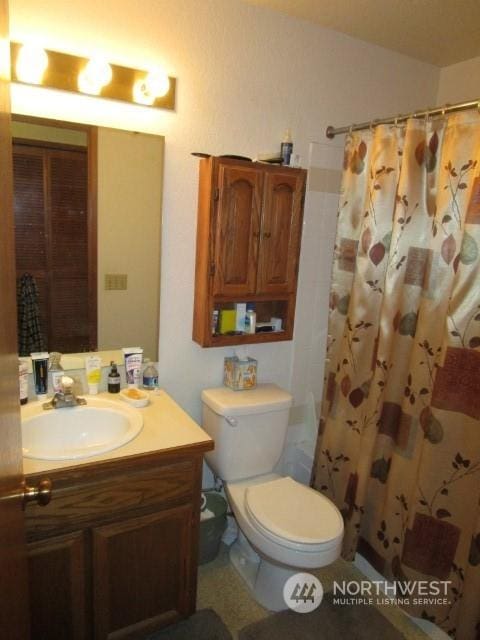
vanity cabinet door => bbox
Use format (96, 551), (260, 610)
(256, 170), (305, 294)
(92, 503), (194, 640)
(212, 163), (263, 297)
(27, 530), (89, 640)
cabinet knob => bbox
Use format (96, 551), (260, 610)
(263, 232), (271, 239)
(23, 478), (52, 508)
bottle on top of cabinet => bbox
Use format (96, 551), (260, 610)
(280, 129), (293, 166)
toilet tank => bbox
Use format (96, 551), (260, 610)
(201, 384), (293, 482)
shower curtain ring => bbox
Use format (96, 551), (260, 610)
(425, 109), (430, 124)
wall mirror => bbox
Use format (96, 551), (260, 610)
(12, 114), (164, 362)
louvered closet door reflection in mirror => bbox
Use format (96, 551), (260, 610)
(13, 143), (90, 354)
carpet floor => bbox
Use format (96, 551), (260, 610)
(238, 592), (405, 640)
(147, 608), (232, 640)
(197, 545), (430, 639)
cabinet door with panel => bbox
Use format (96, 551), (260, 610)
(212, 163), (263, 297)
(28, 530), (88, 640)
(257, 170), (305, 294)
(92, 504), (193, 640)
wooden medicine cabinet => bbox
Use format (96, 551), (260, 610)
(193, 156), (307, 347)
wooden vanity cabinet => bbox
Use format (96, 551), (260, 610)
(25, 445), (209, 640)
(193, 156), (307, 347)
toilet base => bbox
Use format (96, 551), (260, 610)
(229, 530), (304, 611)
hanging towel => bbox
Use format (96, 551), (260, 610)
(17, 273), (45, 356)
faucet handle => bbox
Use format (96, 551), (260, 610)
(60, 375), (74, 393)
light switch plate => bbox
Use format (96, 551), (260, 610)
(105, 274), (128, 290)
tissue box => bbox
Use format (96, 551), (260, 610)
(224, 356), (257, 391)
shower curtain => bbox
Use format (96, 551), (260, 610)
(311, 112), (480, 638)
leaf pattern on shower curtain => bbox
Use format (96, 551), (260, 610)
(312, 112), (480, 640)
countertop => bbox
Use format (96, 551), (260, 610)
(23, 389), (213, 476)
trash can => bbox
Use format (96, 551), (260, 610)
(199, 491), (228, 564)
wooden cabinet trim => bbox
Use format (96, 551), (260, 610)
(25, 441), (212, 486)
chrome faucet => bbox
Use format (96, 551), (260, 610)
(43, 375), (87, 410)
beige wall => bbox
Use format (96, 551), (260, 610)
(9, 0), (439, 418)
(11, 121), (87, 145)
(97, 128), (163, 361)
(437, 55), (480, 104)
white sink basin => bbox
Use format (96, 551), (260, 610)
(21, 397), (143, 461)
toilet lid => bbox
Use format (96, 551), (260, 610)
(245, 477), (343, 546)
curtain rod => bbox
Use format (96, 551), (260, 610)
(325, 98), (480, 139)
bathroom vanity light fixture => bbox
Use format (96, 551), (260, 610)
(11, 42), (176, 110)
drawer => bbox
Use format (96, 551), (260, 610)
(26, 459), (196, 539)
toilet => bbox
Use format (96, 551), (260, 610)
(201, 384), (344, 611)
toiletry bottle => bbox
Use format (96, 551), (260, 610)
(85, 355), (102, 395)
(31, 352), (49, 400)
(49, 352), (64, 394)
(122, 347), (143, 387)
(108, 361), (121, 393)
(280, 129), (293, 166)
(212, 309), (219, 335)
(143, 362), (159, 390)
(245, 303), (256, 334)
(19, 360), (28, 405)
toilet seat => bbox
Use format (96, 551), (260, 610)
(245, 476), (343, 552)
(226, 473), (344, 569)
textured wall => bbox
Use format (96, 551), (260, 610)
(437, 55), (480, 104)
(9, 0), (439, 421)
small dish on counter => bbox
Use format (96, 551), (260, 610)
(120, 388), (149, 408)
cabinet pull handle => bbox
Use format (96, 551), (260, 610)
(263, 232), (271, 239)
(22, 478), (52, 508)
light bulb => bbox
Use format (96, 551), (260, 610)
(78, 57), (112, 95)
(16, 44), (48, 85)
(133, 69), (169, 105)
(144, 70), (170, 98)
